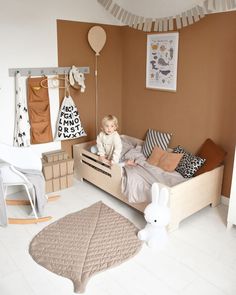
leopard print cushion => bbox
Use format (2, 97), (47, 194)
(173, 146), (206, 178)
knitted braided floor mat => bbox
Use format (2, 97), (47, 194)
(29, 201), (142, 293)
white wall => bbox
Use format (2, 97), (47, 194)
(0, 0), (119, 155)
(116, 0), (204, 18)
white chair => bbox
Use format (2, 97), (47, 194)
(0, 143), (52, 224)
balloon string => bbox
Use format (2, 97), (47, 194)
(95, 55), (98, 136)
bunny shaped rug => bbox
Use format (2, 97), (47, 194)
(138, 183), (170, 250)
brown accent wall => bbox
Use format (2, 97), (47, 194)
(57, 20), (123, 157)
(122, 11), (236, 197)
(57, 12), (236, 197)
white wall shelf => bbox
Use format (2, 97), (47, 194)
(8, 66), (90, 77)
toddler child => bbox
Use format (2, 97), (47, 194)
(96, 115), (122, 165)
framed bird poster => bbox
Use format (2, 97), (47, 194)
(146, 32), (179, 92)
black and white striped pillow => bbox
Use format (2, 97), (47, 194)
(142, 129), (172, 158)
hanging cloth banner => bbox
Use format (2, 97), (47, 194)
(13, 72), (31, 147)
(97, 0), (236, 32)
(27, 77), (53, 144)
(55, 95), (87, 141)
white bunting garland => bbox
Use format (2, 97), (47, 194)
(97, 0), (235, 32)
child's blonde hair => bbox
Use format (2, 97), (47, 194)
(101, 115), (119, 129)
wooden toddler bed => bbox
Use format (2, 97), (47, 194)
(73, 135), (224, 231)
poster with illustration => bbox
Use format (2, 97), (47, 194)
(146, 32), (179, 91)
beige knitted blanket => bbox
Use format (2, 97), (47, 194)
(29, 201), (142, 293)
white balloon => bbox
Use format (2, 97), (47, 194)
(88, 26), (107, 56)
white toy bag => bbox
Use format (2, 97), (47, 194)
(55, 95), (86, 141)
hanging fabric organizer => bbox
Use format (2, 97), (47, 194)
(97, 0), (236, 32)
(27, 77), (53, 144)
(9, 66), (90, 145)
(13, 72), (31, 147)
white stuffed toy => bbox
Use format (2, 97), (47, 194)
(138, 183), (170, 249)
(69, 65), (86, 92)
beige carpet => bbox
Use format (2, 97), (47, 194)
(29, 201), (142, 293)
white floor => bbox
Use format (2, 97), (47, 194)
(1, 179), (236, 295)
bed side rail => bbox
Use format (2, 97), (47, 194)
(73, 142), (122, 180)
(80, 149), (112, 176)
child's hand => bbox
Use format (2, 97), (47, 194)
(98, 155), (106, 163)
(103, 159), (111, 166)
(99, 156), (111, 166)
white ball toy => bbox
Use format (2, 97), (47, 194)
(138, 183), (170, 249)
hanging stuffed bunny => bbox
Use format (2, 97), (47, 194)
(69, 65), (86, 92)
(138, 183), (170, 249)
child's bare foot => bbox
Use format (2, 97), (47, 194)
(125, 159), (137, 166)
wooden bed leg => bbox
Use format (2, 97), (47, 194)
(168, 222), (180, 232)
(211, 199), (221, 207)
(227, 222), (233, 230)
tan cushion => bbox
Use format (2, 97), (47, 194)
(147, 146), (183, 172)
(195, 138), (227, 175)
